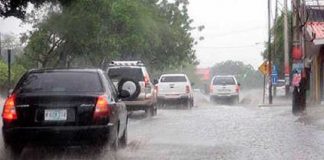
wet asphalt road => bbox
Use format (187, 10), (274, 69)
(1, 92), (324, 159)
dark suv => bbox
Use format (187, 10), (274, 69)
(2, 69), (129, 155)
(107, 61), (157, 116)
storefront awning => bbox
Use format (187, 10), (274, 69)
(307, 22), (324, 45)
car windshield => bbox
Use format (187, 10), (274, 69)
(160, 76), (187, 82)
(108, 68), (144, 82)
(19, 72), (103, 93)
(213, 77), (236, 85)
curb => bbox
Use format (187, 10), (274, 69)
(258, 103), (292, 107)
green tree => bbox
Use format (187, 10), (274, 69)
(0, 0), (72, 19)
(19, 0), (200, 71)
(0, 60), (26, 92)
(262, 12), (292, 77)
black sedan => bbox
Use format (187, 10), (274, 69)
(2, 69), (130, 156)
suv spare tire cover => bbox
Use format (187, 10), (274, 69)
(118, 78), (141, 101)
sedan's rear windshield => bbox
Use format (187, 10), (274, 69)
(108, 68), (144, 82)
(18, 72), (103, 93)
(213, 77), (236, 85)
(160, 76), (187, 82)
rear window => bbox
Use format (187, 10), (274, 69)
(213, 77), (236, 85)
(160, 76), (187, 82)
(18, 72), (103, 93)
(108, 68), (144, 82)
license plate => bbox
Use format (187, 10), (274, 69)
(44, 109), (67, 121)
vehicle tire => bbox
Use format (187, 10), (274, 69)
(3, 142), (24, 159)
(233, 96), (239, 105)
(118, 78), (141, 101)
(109, 124), (119, 151)
(119, 124), (128, 148)
(145, 105), (154, 117)
(153, 104), (158, 116)
(183, 100), (191, 109)
(154, 107), (158, 115)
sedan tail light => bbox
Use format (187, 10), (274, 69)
(2, 94), (17, 121)
(93, 95), (110, 119)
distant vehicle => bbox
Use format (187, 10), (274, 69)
(156, 74), (194, 109)
(265, 79), (291, 97)
(210, 75), (240, 104)
(2, 69), (130, 156)
(274, 80), (286, 97)
(107, 61), (157, 116)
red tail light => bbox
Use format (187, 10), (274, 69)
(236, 85), (240, 93)
(144, 75), (150, 87)
(2, 94), (17, 121)
(93, 95), (110, 118)
(186, 85), (190, 94)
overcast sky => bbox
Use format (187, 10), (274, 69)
(0, 0), (284, 69)
(188, 0), (273, 69)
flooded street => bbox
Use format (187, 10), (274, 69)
(1, 92), (324, 160)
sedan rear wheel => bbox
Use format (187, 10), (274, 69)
(109, 124), (119, 150)
(3, 143), (24, 159)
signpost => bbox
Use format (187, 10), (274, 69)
(258, 61), (269, 75)
(272, 65), (278, 85)
(259, 61), (268, 104)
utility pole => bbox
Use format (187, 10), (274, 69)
(268, 0), (273, 104)
(0, 32), (2, 57)
(7, 49), (11, 96)
(273, 0), (278, 98)
(284, 0), (290, 96)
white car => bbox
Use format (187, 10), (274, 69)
(210, 75), (240, 104)
(156, 74), (194, 108)
(274, 80), (286, 97)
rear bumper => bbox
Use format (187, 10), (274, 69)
(124, 99), (154, 111)
(157, 95), (192, 104)
(3, 125), (112, 143)
(210, 94), (239, 99)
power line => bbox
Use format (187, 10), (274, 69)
(198, 43), (264, 50)
(207, 26), (266, 38)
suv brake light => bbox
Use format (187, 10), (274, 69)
(93, 95), (110, 118)
(2, 94), (17, 121)
(186, 85), (190, 94)
(236, 85), (240, 93)
(144, 75), (150, 87)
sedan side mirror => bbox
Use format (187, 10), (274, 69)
(118, 90), (130, 99)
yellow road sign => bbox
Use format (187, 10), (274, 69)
(258, 61), (268, 75)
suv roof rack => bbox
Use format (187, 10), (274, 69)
(109, 61), (144, 66)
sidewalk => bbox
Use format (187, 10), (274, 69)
(258, 97), (292, 107)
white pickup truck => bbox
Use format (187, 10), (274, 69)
(156, 74), (194, 108)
